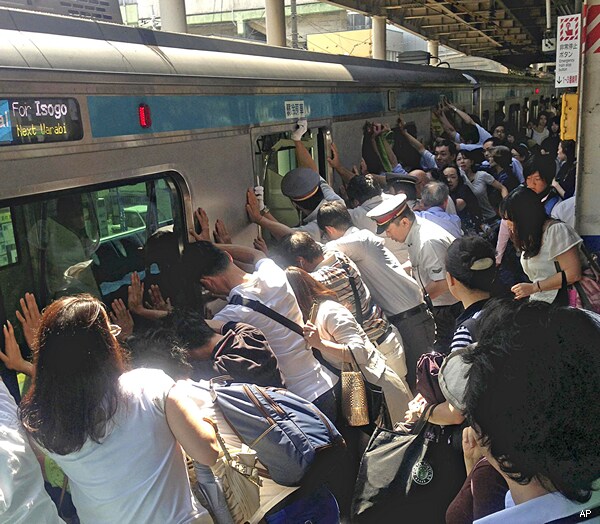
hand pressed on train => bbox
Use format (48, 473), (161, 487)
(213, 219), (232, 244)
(109, 299), (134, 341)
(0, 320), (33, 377)
(253, 236), (269, 255)
(327, 143), (341, 171)
(128, 272), (145, 314)
(189, 207), (211, 242)
(246, 188), (262, 224)
(511, 282), (536, 300)
(148, 284), (173, 312)
(15, 292), (41, 349)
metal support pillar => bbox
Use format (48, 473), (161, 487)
(576, 0), (600, 246)
(427, 40), (440, 64)
(158, 0), (187, 33)
(265, 0), (286, 47)
(372, 16), (387, 60)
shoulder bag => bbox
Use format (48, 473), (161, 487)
(340, 346), (370, 427)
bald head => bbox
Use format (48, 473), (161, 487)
(408, 169), (431, 198)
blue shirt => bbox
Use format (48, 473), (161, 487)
(416, 206), (463, 239)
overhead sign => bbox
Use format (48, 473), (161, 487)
(556, 14), (581, 88)
(0, 98), (83, 146)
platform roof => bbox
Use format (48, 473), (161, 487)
(327, 0), (579, 67)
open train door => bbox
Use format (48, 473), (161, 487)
(252, 122), (332, 238)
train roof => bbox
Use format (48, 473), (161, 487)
(462, 70), (554, 86)
(0, 7), (471, 86)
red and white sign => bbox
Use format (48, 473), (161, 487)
(584, 5), (600, 54)
(556, 14), (581, 88)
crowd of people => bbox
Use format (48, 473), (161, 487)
(1, 99), (599, 524)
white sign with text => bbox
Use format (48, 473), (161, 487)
(556, 14), (581, 88)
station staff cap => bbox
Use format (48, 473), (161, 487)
(386, 173), (418, 201)
(366, 193), (408, 234)
(281, 168), (321, 201)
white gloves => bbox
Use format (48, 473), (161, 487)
(291, 119), (308, 141)
(254, 186), (265, 211)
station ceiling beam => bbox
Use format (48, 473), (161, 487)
(324, 0), (579, 67)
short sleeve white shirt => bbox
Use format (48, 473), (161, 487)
(215, 258), (337, 401)
(43, 369), (210, 524)
(404, 216), (458, 307)
(326, 227), (423, 316)
(0, 381), (62, 524)
(521, 222), (583, 303)
(314, 300), (387, 382)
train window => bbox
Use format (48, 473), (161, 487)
(256, 129), (321, 228)
(0, 174), (183, 338)
(0, 207), (18, 268)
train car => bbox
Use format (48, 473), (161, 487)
(462, 70), (555, 133)
(0, 6), (550, 329)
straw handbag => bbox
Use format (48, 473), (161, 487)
(340, 346), (370, 427)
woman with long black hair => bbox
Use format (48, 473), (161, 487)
(443, 164), (483, 235)
(552, 139), (577, 199)
(505, 187), (583, 304)
(18, 295), (218, 524)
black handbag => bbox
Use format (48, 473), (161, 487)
(352, 406), (465, 524)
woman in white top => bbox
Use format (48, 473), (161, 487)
(18, 295), (219, 524)
(526, 112), (550, 146)
(285, 267), (411, 424)
(457, 150), (508, 222)
(506, 187), (583, 304)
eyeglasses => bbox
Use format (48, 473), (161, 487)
(109, 324), (122, 338)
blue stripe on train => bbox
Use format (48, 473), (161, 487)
(87, 90), (459, 138)
(87, 92), (386, 138)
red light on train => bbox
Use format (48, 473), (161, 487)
(138, 103), (152, 128)
(535, 88), (540, 94)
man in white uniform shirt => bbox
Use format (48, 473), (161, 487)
(182, 241), (338, 420)
(367, 194), (463, 354)
(316, 201), (434, 388)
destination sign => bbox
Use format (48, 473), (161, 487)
(0, 98), (83, 146)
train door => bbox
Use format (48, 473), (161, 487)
(495, 101), (506, 126)
(531, 100), (539, 122)
(508, 104), (521, 135)
(523, 97), (530, 131)
(254, 125), (330, 229)
(0, 173), (186, 345)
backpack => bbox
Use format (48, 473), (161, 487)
(210, 377), (345, 487)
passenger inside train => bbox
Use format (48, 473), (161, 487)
(2, 93), (599, 524)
